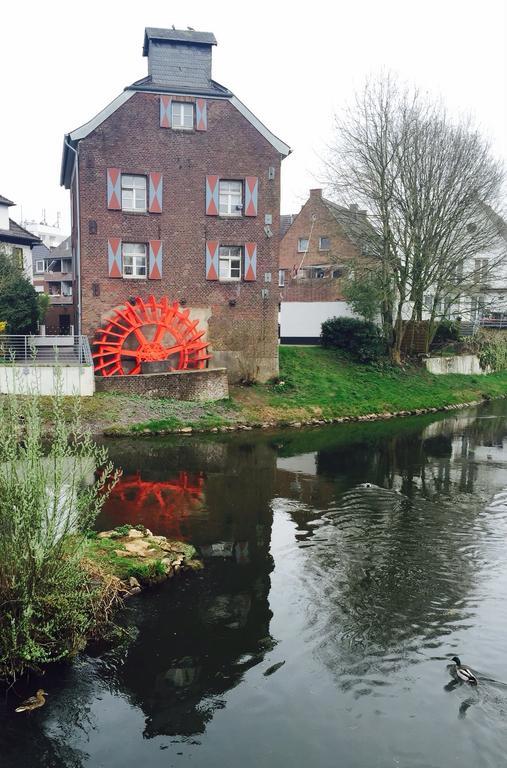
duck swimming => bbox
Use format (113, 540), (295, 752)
(15, 689), (48, 713)
(451, 657), (478, 685)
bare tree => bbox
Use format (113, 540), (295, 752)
(326, 75), (504, 360)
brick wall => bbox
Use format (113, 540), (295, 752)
(77, 92), (282, 382)
(95, 366), (229, 401)
(279, 189), (360, 303)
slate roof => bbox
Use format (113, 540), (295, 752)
(280, 214), (295, 237)
(127, 74), (231, 98)
(0, 219), (41, 246)
(0, 194), (15, 206)
(482, 203), (507, 242)
(323, 199), (378, 248)
(50, 236), (72, 259)
(143, 28), (217, 55)
(32, 243), (51, 260)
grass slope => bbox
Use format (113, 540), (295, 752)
(91, 346), (507, 434)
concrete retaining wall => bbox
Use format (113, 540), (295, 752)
(0, 365), (95, 395)
(424, 354), (485, 375)
(95, 367), (229, 401)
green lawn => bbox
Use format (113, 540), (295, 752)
(94, 346), (507, 435)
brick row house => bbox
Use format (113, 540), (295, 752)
(278, 189), (375, 342)
(32, 237), (75, 334)
(60, 28), (290, 382)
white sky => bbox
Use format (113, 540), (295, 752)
(1, 0), (506, 233)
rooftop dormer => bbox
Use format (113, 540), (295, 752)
(142, 27), (217, 90)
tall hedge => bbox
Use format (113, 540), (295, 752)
(321, 317), (385, 363)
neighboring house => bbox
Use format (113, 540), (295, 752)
(278, 189), (373, 342)
(60, 27), (290, 382)
(420, 206), (507, 329)
(22, 214), (67, 249)
(32, 236), (75, 334)
(0, 194), (41, 281)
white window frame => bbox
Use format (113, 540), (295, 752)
(319, 236), (330, 251)
(278, 269), (285, 287)
(171, 102), (194, 130)
(61, 281), (73, 297)
(121, 175), (147, 213)
(219, 246), (242, 282)
(122, 243), (147, 279)
(35, 259), (46, 273)
(298, 238), (309, 253)
(474, 257), (489, 284)
(219, 180), (243, 217)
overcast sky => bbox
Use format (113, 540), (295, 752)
(1, 0), (506, 233)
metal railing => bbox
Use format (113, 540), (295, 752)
(0, 335), (92, 365)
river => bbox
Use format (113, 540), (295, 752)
(3, 401), (507, 767)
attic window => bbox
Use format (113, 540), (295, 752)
(319, 237), (330, 251)
(298, 238), (309, 252)
(172, 102), (194, 130)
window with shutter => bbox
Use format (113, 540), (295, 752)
(107, 238), (122, 278)
(205, 241), (219, 280)
(244, 177), (258, 216)
(160, 95), (172, 128)
(244, 243), (257, 281)
(196, 98), (207, 131)
(106, 169), (121, 210)
(148, 173), (163, 213)
(205, 176), (219, 216)
(149, 240), (163, 279)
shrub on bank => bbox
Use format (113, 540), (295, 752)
(0, 376), (120, 681)
(430, 319), (460, 349)
(321, 317), (386, 363)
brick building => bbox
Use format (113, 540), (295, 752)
(278, 189), (374, 342)
(60, 28), (290, 382)
(32, 237), (75, 334)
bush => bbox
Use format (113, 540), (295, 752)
(0, 249), (39, 333)
(468, 331), (507, 372)
(0, 372), (120, 680)
(431, 319), (460, 348)
(321, 317), (386, 363)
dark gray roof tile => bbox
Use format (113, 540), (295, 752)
(0, 219), (41, 245)
(143, 28), (217, 55)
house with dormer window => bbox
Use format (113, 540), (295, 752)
(0, 194), (41, 280)
(60, 27), (290, 382)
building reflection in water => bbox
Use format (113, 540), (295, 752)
(97, 437), (277, 739)
(6, 404), (507, 765)
(101, 470), (206, 540)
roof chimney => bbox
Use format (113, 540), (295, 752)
(142, 27), (217, 89)
(309, 189), (322, 198)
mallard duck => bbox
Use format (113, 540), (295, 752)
(451, 657), (478, 685)
(15, 689), (48, 713)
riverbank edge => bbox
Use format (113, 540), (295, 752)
(84, 526), (203, 598)
(102, 392), (507, 438)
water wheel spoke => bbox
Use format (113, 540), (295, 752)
(93, 295), (210, 376)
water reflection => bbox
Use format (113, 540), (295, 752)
(4, 402), (507, 767)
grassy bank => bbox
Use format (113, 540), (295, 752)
(71, 346), (507, 436)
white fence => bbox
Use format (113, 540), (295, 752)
(0, 335), (95, 396)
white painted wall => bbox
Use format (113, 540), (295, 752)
(1, 242), (33, 282)
(0, 365), (95, 396)
(424, 355), (485, 375)
(0, 203), (9, 230)
(280, 301), (356, 340)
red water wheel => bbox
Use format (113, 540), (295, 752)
(93, 295), (210, 376)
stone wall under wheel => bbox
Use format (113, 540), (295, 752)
(94, 367), (229, 401)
